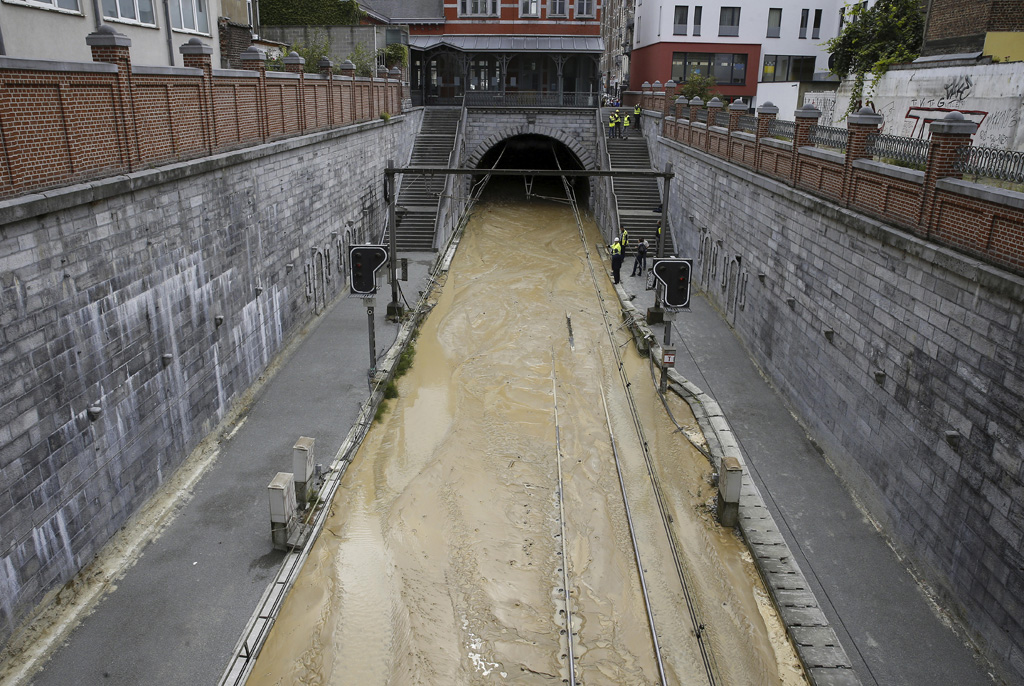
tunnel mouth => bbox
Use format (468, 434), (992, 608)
(474, 134), (589, 204)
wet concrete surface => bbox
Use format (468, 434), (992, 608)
(247, 193), (806, 685)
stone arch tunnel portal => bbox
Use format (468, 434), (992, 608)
(475, 134), (591, 206)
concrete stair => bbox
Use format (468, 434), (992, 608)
(607, 136), (673, 254)
(387, 108), (461, 252)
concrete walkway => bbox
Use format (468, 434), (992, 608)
(24, 255), (436, 686)
(614, 258), (997, 686)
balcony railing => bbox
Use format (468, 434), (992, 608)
(463, 91), (600, 107)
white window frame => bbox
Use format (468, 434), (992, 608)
(169, 0), (210, 34)
(460, 0), (498, 16)
(548, 0), (566, 17)
(521, 0), (539, 17)
(2, 0), (81, 14)
(576, 0), (594, 18)
(102, 0), (157, 26)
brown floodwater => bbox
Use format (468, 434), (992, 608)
(247, 192), (807, 686)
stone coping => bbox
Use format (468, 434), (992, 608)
(266, 71), (300, 80)
(852, 159), (925, 185)
(937, 177), (1024, 210)
(132, 65), (204, 77)
(732, 131), (756, 143)
(212, 69), (259, 78)
(0, 56), (118, 73)
(798, 145), (845, 164)
(760, 136), (793, 150)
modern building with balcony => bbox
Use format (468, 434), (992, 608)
(628, 0), (850, 111)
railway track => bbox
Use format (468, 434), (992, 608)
(542, 165), (720, 686)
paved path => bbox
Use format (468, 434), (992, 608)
(26, 255), (436, 686)
(614, 259), (996, 686)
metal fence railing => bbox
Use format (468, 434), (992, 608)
(866, 133), (930, 169)
(954, 145), (1024, 184)
(712, 109), (729, 128)
(768, 119), (795, 140)
(809, 124), (849, 153)
(738, 114), (757, 133)
(463, 90), (600, 107)
(696, 108), (708, 123)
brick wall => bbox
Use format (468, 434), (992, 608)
(0, 28), (405, 201)
(0, 108), (423, 649)
(649, 112), (1024, 684)
(218, 18), (253, 69)
(658, 98), (1024, 278)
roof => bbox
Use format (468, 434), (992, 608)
(409, 35), (604, 52)
(359, 0), (445, 22)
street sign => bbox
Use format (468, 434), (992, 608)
(349, 245), (388, 295)
(652, 258), (692, 308)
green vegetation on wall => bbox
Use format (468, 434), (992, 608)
(262, 0), (366, 26)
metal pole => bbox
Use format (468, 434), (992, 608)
(660, 317), (672, 394)
(386, 160), (402, 319)
(367, 303), (377, 373)
(655, 163), (672, 310)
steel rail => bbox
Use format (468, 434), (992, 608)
(551, 350), (578, 686)
(556, 165), (720, 686)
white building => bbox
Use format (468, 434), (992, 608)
(629, 0), (857, 112)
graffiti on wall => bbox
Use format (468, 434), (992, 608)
(804, 91), (837, 128)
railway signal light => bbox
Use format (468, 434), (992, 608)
(349, 245), (388, 295)
(652, 258), (692, 308)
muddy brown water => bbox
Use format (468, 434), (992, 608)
(248, 195), (807, 685)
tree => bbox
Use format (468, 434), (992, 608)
(347, 42), (376, 77)
(826, 0), (925, 117)
(678, 74), (719, 103)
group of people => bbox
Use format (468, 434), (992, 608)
(609, 229), (650, 284)
(607, 104), (643, 139)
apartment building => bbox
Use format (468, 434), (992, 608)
(629, 0), (849, 109)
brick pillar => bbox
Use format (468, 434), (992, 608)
(641, 81), (651, 111)
(239, 46), (268, 141)
(671, 95), (686, 142)
(319, 58), (334, 126)
(793, 103), (822, 183)
(922, 111), (978, 236)
(844, 105), (883, 204)
(340, 60), (356, 124)
(180, 38), (215, 155)
(377, 65), (389, 116)
(688, 97), (703, 147)
(390, 66), (402, 115)
(727, 97), (747, 132)
(706, 96), (723, 153)
(284, 51), (306, 132)
(755, 101), (778, 175)
(87, 26), (137, 170)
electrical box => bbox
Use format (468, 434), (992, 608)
(268, 472), (297, 550)
(662, 347), (676, 368)
(293, 436), (316, 505)
(717, 456), (743, 528)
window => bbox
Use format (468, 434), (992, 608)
(812, 9), (822, 38)
(719, 6), (740, 36)
(247, 0), (258, 36)
(671, 52), (747, 84)
(674, 5), (688, 35)
(460, 0), (498, 15)
(102, 0), (155, 24)
(761, 54), (816, 82)
(767, 8), (781, 38)
(521, 0), (538, 16)
(10, 0), (80, 11)
(576, 0), (594, 17)
(169, 0), (208, 32)
(548, 0), (566, 16)
(693, 5), (701, 35)
(799, 8), (809, 38)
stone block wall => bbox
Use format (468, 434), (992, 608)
(463, 109), (600, 172)
(0, 109), (421, 648)
(651, 134), (1024, 682)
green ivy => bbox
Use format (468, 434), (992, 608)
(826, 0), (924, 118)
(262, 0), (366, 26)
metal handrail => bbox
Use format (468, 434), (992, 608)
(809, 124), (848, 153)
(711, 109), (729, 128)
(464, 90), (600, 107)
(954, 145), (1024, 184)
(866, 133), (929, 169)
(696, 109), (708, 124)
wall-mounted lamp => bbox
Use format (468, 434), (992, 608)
(786, 297), (796, 309)
(87, 406), (102, 421)
(757, 272), (766, 283)
(944, 430), (961, 450)
(823, 328), (834, 343)
(873, 370), (886, 386)
(161, 353), (174, 367)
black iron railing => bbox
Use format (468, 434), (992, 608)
(809, 124), (848, 153)
(768, 119), (795, 140)
(866, 133), (929, 169)
(463, 91), (600, 107)
(954, 145), (1024, 184)
(738, 114), (757, 134)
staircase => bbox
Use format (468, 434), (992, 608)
(606, 136), (674, 254)
(389, 108), (461, 251)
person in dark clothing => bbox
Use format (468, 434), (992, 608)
(610, 236), (624, 284)
(631, 238), (648, 276)
(634, 103), (642, 133)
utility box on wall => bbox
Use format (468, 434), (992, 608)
(717, 456), (742, 528)
(293, 436), (316, 506)
(268, 472), (297, 550)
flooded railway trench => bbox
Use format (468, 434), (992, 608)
(248, 190), (807, 685)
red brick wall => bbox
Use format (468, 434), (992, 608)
(0, 58), (403, 200)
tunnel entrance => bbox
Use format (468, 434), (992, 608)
(475, 134), (590, 205)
